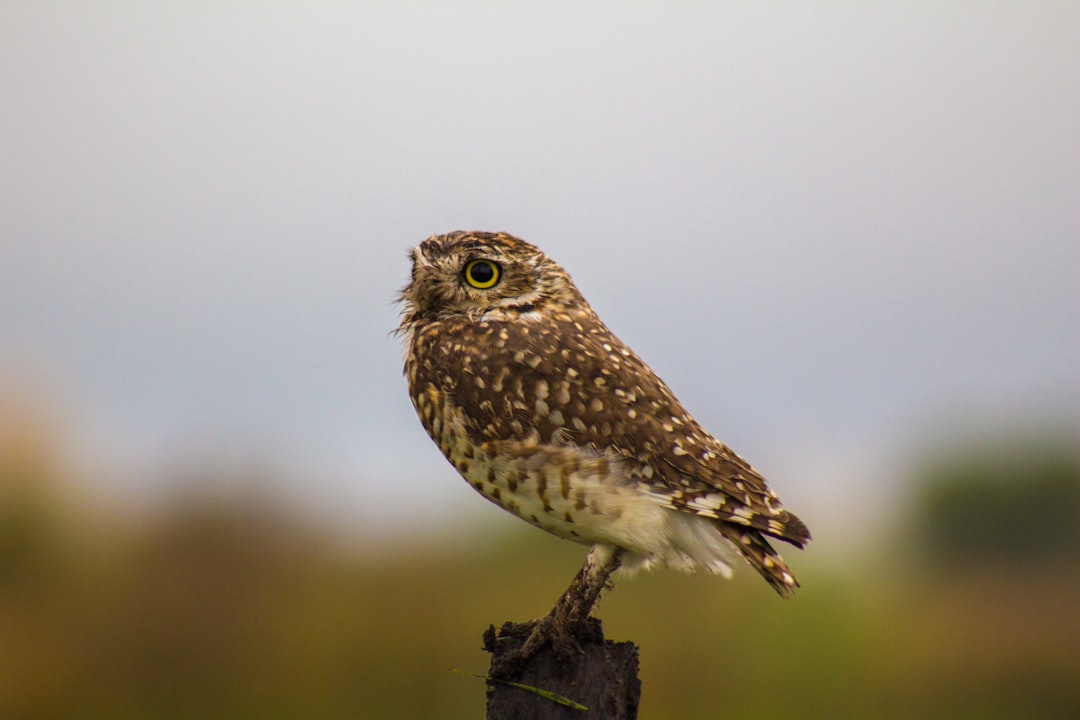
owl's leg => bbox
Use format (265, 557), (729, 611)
(490, 544), (623, 678)
(546, 543), (623, 629)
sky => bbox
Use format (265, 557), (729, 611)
(2, 3), (1078, 547)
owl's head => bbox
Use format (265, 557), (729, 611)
(398, 231), (588, 329)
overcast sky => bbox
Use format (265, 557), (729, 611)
(2, 3), (1077, 546)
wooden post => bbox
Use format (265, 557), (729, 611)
(483, 619), (641, 720)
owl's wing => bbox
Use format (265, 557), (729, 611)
(610, 396), (811, 548)
(533, 320), (811, 550)
(647, 440), (812, 548)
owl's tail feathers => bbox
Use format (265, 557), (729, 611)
(719, 524), (801, 598)
(771, 509), (812, 548)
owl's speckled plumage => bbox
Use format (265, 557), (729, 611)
(397, 231), (810, 609)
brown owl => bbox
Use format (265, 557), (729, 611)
(397, 231), (810, 661)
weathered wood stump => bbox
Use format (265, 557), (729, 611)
(483, 618), (640, 720)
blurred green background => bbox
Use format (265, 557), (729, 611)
(3, 403), (1078, 719)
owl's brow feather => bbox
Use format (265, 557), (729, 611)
(420, 231), (540, 260)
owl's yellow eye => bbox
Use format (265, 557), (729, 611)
(463, 259), (501, 289)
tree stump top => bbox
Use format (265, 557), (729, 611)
(484, 619), (640, 720)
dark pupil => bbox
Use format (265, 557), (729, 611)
(470, 262), (495, 284)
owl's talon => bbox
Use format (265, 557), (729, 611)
(487, 614), (594, 679)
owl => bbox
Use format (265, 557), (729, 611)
(397, 231), (810, 659)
